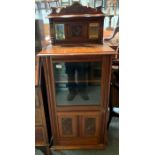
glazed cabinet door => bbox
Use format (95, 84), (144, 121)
(53, 61), (102, 106)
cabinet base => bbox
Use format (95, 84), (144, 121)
(50, 144), (106, 150)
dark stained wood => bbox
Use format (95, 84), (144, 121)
(48, 3), (105, 44)
(48, 2), (103, 16)
(48, 14), (104, 18)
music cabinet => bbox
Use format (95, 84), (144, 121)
(37, 2), (116, 150)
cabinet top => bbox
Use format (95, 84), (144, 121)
(37, 44), (116, 57)
(47, 2), (104, 19)
(47, 13), (104, 19)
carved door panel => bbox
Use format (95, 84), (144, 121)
(81, 113), (100, 137)
(57, 112), (100, 139)
(57, 114), (78, 137)
(67, 22), (87, 41)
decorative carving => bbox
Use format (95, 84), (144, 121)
(85, 118), (96, 136)
(49, 2), (102, 16)
(62, 118), (73, 135)
(70, 25), (82, 37)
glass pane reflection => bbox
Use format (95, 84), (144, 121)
(53, 62), (102, 106)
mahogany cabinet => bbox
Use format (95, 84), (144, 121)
(38, 45), (116, 150)
(36, 2), (115, 150)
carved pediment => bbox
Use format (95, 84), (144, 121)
(49, 2), (103, 16)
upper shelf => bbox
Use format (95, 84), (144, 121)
(37, 44), (116, 57)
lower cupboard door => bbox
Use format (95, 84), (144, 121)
(56, 112), (101, 145)
(57, 114), (78, 138)
(81, 114), (100, 137)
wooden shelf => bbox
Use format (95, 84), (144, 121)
(55, 80), (101, 83)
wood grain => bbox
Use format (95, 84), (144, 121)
(38, 44), (115, 56)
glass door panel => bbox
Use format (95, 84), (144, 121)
(53, 62), (102, 106)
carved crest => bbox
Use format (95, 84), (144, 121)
(49, 2), (103, 16)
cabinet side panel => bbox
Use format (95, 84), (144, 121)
(42, 57), (58, 144)
(100, 55), (112, 144)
